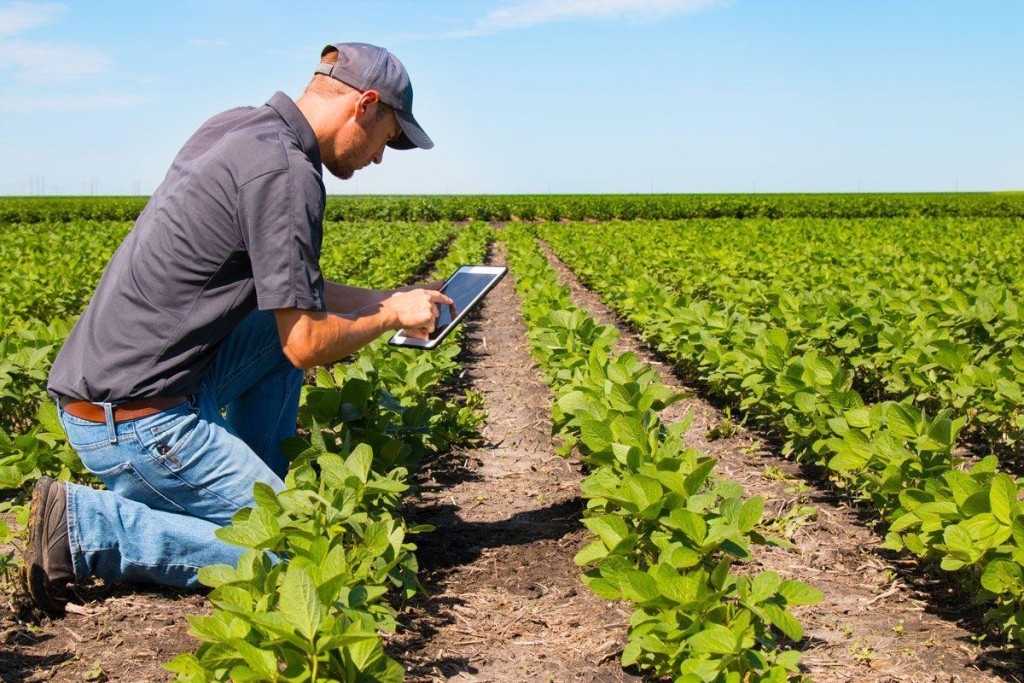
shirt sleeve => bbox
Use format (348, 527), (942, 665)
(236, 167), (326, 312)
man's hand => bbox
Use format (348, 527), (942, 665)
(383, 288), (454, 339)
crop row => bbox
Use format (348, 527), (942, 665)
(167, 221), (494, 682)
(504, 225), (821, 682)
(2, 192), (1023, 225)
(541, 220), (1024, 643)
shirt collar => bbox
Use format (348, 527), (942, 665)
(266, 91), (321, 169)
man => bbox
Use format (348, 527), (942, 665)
(24, 42), (451, 615)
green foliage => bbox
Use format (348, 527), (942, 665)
(541, 217), (1024, 643)
(3, 193), (1023, 226)
(167, 443), (414, 683)
(505, 225), (817, 682)
(315, 193), (1024, 222)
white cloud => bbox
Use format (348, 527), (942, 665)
(0, 38), (110, 84)
(0, 92), (149, 113)
(0, 1), (124, 99)
(437, 0), (727, 38)
(0, 1), (66, 38)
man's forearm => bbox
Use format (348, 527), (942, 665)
(276, 307), (396, 369)
(277, 286), (453, 369)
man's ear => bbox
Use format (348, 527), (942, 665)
(355, 90), (381, 119)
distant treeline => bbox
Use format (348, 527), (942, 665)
(2, 192), (1023, 223)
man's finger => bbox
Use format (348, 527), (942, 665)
(425, 289), (454, 306)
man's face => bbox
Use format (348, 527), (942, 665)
(325, 101), (402, 181)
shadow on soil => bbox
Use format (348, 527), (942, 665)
(412, 497), (585, 572)
(391, 498), (587, 680)
(0, 649), (73, 683)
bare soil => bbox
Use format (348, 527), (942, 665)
(1, 235), (1023, 682)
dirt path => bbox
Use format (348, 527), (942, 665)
(391, 242), (640, 682)
(541, 241), (1023, 682)
(0, 580), (205, 682)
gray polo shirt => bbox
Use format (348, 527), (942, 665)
(48, 92), (326, 403)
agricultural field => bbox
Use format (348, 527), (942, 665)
(2, 193), (1024, 682)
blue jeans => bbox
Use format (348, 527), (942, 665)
(58, 310), (302, 588)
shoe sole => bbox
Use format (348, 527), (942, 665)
(23, 477), (66, 615)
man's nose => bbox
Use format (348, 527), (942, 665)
(372, 148), (384, 165)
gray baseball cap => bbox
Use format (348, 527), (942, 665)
(315, 42), (433, 150)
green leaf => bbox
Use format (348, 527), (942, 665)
(683, 459), (716, 495)
(252, 482), (283, 515)
(621, 639), (643, 667)
(346, 631), (388, 671)
(738, 496), (764, 532)
(365, 477), (409, 494)
(162, 654), (210, 679)
(583, 575), (621, 601)
(250, 612), (310, 650)
(346, 443), (374, 483)
(610, 414), (651, 451)
(665, 509), (707, 545)
(662, 544), (702, 569)
(882, 532), (905, 551)
(579, 416), (613, 454)
(233, 640), (279, 679)
(317, 453), (352, 490)
(778, 579), (823, 606)
(583, 514), (631, 550)
(188, 613), (248, 643)
(625, 475), (664, 516)
(362, 520), (392, 556)
(945, 470), (980, 508)
(619, 569), (660, 604)
(197, 564), (237, 589)
(573, 540), (608, 566)
(887, 403), (922, 440)
(981, 559), (1024, 595)
(775, 648), (804, 671)
(216, 507), (282, 549)
(749, 571), (782, 603)
(652, 563), (700, 604)
(278, 564), (322, 641)
(989, 473), (1018, 525)
(688, 624), (739, 655)
(35, 400), (63, 435)
(308, 415), (328, 453)
(761, 603), (804, 642)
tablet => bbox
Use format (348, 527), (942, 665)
(388, 265), (508, 350)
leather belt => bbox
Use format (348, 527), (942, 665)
(59, 396), (187, 423)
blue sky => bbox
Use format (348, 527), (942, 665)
(0, 0), (1021, 195)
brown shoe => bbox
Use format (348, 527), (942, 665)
(23, 476), (75, 615)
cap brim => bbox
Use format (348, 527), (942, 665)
(389, 108), (433, 150)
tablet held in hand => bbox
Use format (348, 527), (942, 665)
(389, 265), (507, 350)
